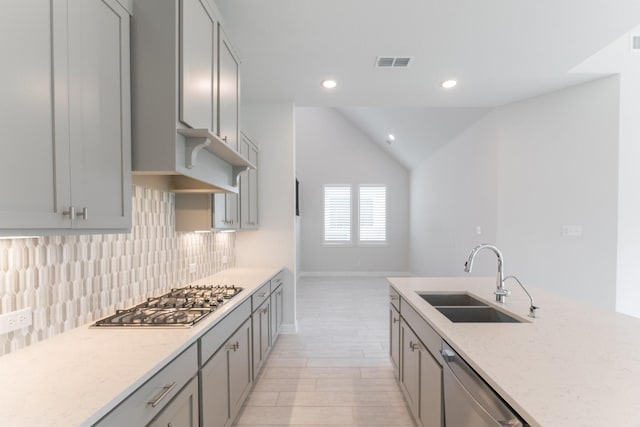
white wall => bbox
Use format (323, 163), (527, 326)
(235, 100), (297, 331)
(296, 108), (410, 275)
(496, 76), (619, 309)
(410, 76), (620, 310)
(410, 112), (498, 277)
(616, 70), (640, 317)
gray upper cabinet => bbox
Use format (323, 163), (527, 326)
(239, 133), (259, 229)
(180, 0), (216, 131)
(0, 0), (132, 234)
(218, 27), (240, 151)
(213, 193), (239, 230)
(67, 0), (132, 230)
(132, 0), (251, 193)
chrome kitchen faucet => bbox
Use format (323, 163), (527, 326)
(464, 244), (538, 317)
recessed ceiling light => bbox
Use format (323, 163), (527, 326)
(387, 134), (396, 144)
(441, 79), (458, 89)
(322, 79), (337, 89)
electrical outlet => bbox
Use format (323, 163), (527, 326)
(189, 263), (197, 274)
(0, 308), (32, 334)
(562, 224), (583, 238)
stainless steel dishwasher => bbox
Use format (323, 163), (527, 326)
(440, 342), (528, 427)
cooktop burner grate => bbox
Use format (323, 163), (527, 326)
(93, 285), (243, 327)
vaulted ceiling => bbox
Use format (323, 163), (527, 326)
(215, 0), (640, 168)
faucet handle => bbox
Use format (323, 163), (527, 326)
(495, 288), (511, 297)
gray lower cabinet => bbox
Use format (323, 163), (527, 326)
(390, 304), (400, 378)
(394, 290), (443, 427)
(201, 318), (252, 427)
(270, 284), (283, 343)
(419, 348), (443, 427)
(400, 320), (421, 413)
(94, 345), (198, 427)
(0, 0), (131, 234)
(148, 377), (199, 427)
(252, 298), (271, 377)
(400, 319), (443, 427)
(200, 344), (228, 427)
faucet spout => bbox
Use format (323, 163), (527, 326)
(463, 244), (509, 303)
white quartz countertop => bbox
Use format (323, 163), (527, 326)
(0, 267), (282, 427)
(387, 276), (640, 427)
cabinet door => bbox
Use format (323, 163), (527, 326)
(419, 349), (443, 427)
(201, 344), (230, 427)
(400, 320), (420, 418)
(180, 0), (215, 130)
(270, 286), (283, 343)
(239, 134), (258, 229)
(390, 305), (400, 379)
(228, 319), (252, 421)
(67, 0), (132, 229)
(252, 299), (271, 377)
(213, 193), (239, 229)
(217, 26), (239, 151)
(0, 0), (71, 230)
(148, 377), (199, 427)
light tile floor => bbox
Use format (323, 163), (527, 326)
(234, 277), (416, 427)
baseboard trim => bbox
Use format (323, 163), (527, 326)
(298, 271), (412, 278)
(280, 323), (298, 334)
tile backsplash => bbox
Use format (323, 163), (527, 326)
(0, 185), (235, 356)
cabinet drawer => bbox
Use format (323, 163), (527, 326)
(389, 287), (401, 311)
(252, 281), (271, 312)
(401, 302), (442, 365)
(94, 344), (197, 427)
(270, 271), (284, 293)
(200, 298), (251, 364)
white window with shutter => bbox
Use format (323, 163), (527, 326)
(323, 185), (351, 244)
(358, 185), (387, 243)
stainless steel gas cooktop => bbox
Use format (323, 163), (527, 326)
(93, 285), (243, 327)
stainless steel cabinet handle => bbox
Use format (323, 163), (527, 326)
(390, 295), (399, 301)
(147, 382), (176, 407)
(222, 136), (228, 143)
(257, 292), (267, 298)
(227, 342), (238, 351)
(410, 341), (422, 351)
(63, 206), (76, 220)
(392, 317), (399, 324)
(440, 348), (456, 360)
(261, 307), (269, 314)
(76, 207), (88, 220)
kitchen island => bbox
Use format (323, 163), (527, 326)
(0, 267), (283, 427)
(388, 276), (640, 427)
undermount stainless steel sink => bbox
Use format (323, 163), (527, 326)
(434, 307), (522, 323)
(419, 293), (487, 307)
(417, 292), (523, 323)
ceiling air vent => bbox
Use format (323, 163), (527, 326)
(632, 34), (640, 52)
(376, 56), (413, 68)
